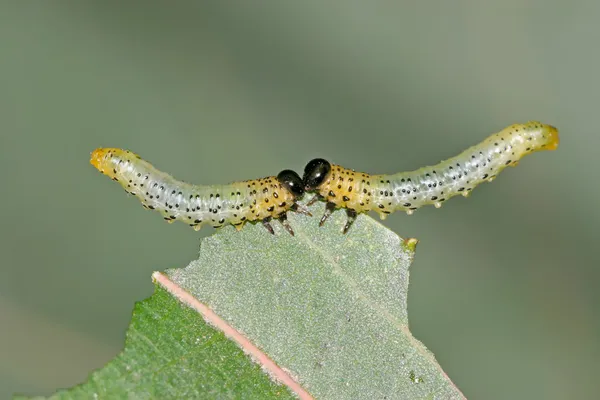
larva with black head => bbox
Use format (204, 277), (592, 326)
(90, 148), (308, 235)
(303, 121), (559, 233)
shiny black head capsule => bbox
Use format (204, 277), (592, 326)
(302, 158), (331, 191)
(277, 169), (305, 198)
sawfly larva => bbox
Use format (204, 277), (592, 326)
(90, 148), (308, 235)
(302, 121), (559, 233)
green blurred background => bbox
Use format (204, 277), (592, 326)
(1, 2), (597, 399)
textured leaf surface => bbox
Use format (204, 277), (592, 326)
(25, 286), (294, 400)
(31, 204), (464, 399)
(169, 204), (464, 399)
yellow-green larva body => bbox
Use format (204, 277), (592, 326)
(303, 121), (559, 227)
(90, 148), (304, 233)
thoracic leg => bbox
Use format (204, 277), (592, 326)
(343, 208), (358, 234)
(306, 194), (323, 206)
(262, 217), (275, 234)
(290, 202), (312, 216)
(319, 202), (337, 227)
(278, 212), (295, 236)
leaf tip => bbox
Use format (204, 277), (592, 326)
(404, 237), (419, 252)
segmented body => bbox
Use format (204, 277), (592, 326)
(90, 148), (297, 231)
(311, 121), (559, 219)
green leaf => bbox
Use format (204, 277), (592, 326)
(23, 285), (295, 400)
(31, 204), (464, 399)
(167, 205), (464, 399)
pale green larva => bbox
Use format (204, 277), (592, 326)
(303, 121), (560, 233)
(90, 148), (307, 235)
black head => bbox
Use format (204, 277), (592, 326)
(303, 158), (331, 191)
(276, 169), (305, 198)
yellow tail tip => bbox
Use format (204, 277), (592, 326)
(546, 125), (559, 150)
(90, 148), (108, 170)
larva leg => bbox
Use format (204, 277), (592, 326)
(319, 202), (337, 227)
(278, 212), (295, 236)
(291, 202), (312, 216)
(343, 209), (358, 234)
(262, 217), (275, 235)
(307, 194), (323, 206)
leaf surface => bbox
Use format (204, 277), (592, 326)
(23, 286), (295, 400)
(32, 205), (464, 399)
(168, 205), (464, 399)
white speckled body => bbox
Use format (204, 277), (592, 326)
(91, 149), (296, 230)
(315, 122), (559, 218)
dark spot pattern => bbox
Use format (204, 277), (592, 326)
(310, 121), (557, 218)
(91, 148), (301, 232)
